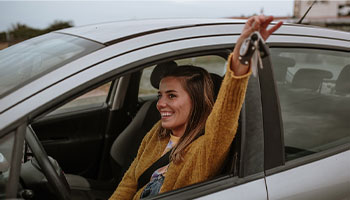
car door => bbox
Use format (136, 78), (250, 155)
(30, 82), (113, 178)
(265, 46), (350, 199)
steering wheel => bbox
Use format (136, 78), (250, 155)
(25, 125), (71, 200)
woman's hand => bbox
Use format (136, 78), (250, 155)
(231, 15), (283, 76)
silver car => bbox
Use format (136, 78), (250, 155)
(0, 19), (349, 200)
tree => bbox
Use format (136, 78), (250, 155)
(43, 20), (73, 34)
(9, 23), (41, 41)
(7, 20), (74, 43)
(0, 32), (6, 42)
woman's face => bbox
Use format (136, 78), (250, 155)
(157, 76), (192, 136)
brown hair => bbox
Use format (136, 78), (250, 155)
(158, 65), (214, 164)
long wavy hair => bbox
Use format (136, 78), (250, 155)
(158, 65), (215, 164)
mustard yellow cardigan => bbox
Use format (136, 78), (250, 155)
(109, 54), (251, 200)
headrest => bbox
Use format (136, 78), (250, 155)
(292, 68), (332, 90)
(335, 64), (350, 94)
(150, 61), (178, 89)
(271, 55), (296, 68)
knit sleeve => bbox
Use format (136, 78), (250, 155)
(109, 122), (160, 200)
(202, 52), (251, 173)
(109, 155), (139, 200)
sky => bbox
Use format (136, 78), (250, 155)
(0, 0), (295, 32)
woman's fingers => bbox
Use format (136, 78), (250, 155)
(267, 21), (283, 35)
(260, 16), (274, 30)
(253, 15), (283, 40)
(242, 16), (262, 38)
(239, 15), (283, 44)
(260, 21), (283, 40)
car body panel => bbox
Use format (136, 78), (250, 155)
(266, 150), (350, 200)
(57, 19), (349, 44)
(57, 19), (244, 44)
(196, 177), (267, 200)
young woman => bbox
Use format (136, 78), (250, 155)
(110, 15), (283, 200)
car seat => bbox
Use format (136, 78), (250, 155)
(335, 64), (350, 95)
(292, 68), (333, 91)
(270, 55), (295, 83)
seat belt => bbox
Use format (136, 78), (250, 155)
(137, 150), (172, 190)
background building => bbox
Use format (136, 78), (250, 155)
(293, 0), (350, 31)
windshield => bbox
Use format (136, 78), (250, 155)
(0, 32), (104, 98)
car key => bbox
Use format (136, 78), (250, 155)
(239, 31), (269, 77)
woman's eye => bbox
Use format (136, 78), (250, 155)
(169, 94), (176, 99)
(157, 94), (162, 99)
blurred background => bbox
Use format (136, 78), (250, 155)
(0, 0), (349, 50)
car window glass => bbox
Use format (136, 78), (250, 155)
(138, 55), (227, 98)
(50, 82), (111, 115)
(271, 48), (350, 161)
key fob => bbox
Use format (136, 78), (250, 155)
(239, 32), (259, 65)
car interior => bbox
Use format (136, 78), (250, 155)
(22, 51), (251, 199)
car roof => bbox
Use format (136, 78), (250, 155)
(56, 18), (349, 45)
(56, 18), (245, 44)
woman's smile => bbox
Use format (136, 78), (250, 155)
(160, 111), (173, 118)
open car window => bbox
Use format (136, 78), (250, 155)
(138, 55), (227, 99)
(146, 55), (265, 199)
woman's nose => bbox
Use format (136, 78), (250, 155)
(157, 97), (166, 109)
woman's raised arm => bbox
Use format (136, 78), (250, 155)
(231, 15), (283, 76)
